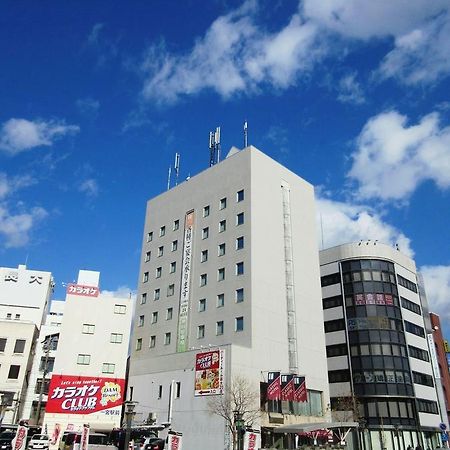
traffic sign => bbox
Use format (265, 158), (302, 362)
(440, 423), (447, 431)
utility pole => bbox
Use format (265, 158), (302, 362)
(124, 401), (137, 450)
(36, 335), (54, 426)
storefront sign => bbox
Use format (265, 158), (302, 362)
(194, 350), (224, 396)
(12, 425), (28, 450)
(46, 375), (125, 414)
(66, 284), (99, 297)
(244, 431), (260, 450)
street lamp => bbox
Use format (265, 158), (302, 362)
(124, 401), (138, 450)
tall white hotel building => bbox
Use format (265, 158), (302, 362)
(128, 146), (331, 450)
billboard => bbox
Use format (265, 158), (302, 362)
(194, 350), (224, 396)
(46, 375), (125, 414)
(66, 284), (99, 297)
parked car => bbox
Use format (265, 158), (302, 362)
(28, 435), (50, 450)
(142, 437), (165, 450)
(59, 432), (117, 450)
(0, 431), (16, 450)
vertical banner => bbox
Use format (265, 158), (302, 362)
(243, 431), (260, 450)
(167, 432), (183, 450)
(177, 210), (195, 353)
(280, 374), (295, 401)
(266, 372), (281, 401)
(294, 376), (307, 402)
(50, 424), (61, 445)
(11, 425), (28, 450)
(80, 424), (89, 450)
(194, 350), (224, 396)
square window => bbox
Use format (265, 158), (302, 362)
(202, 227), (209, 239)
(198, 325), (205, 339)
(8, 365), (20, 379)
(0, 338), (7, 352)
(141, 293), (147, 304)
(165, 332), (171, 345)
(138, 315), (145, 327)
(201, 250), (208, 263)
(199, 298), (206, 312)
(13, 339), (26, 353)
(102, 363), (115, 374)
(147, 231), (153, 242)
(170, 261), (176, 273)
(219, 197), (227, 210)
(154, 288), (160, 300)
(114, 304), (126, 314)
(216, 321), (224, 336)
(236, 236), (244, 250)
(160, 226), (166, 237)
(143, 272), (149, 283)
(158, 246), (164, 257)
(173, 220), (179, 231)
(77, 354), (91, 364)
(145, 251), (151, 262)
(14, 314), (20, 320)
(237, 190), (244, 202)
(200, 274), (207, 286)
(82, 324), (95, 335)
(236, 316), (244, 332)
(167, 284), (175, 296)
(150, 335), (156, 348)
(218, 268), (225, 281)
(203, 205), (210, 217)
(219, 220), (226, 233)
(217, 293), (224, 308)
(166, 308), (173, 320)
(237, 212), (244, 225)
(218, 243), (225, 256)
(172, 240), (178, 251)
(156, 267), (162, 278)
(236, 262), (244, 275)
(152, 312), (158, 324)
(236, 288), (244, 303)
(110, 333), (123, 343)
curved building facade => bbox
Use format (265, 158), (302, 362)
(320, 242), (445, 450)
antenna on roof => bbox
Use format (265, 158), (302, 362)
(209, 127), (221, 166)
(174, 152), (180, 186)
(244, 120), (248, 148)
(167, 165), (172, 191)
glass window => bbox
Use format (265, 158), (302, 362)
(217, 321), (224, 335)
(218, 243), (226, 256)
(77, 354), (91, 365)
(164, 332), (171, 345)
(8, 365), (20, 379)
(152, 311), (158, 323)
(219, 197), (227, 210)
(166, 308), (173, 320)
(13, 339), (26, 353)
(201, 249), (208, 262)
(81, 324), (95, 335)
(138, 315), (145, 327)
(114, 304), (126, 314)
(159, 226), (165, 237)
(156, 267), (162, 278)
(236, 262), (244, 275)
(147, 231), (153, 242)
(236, 316), (244, 332)
(203, 205), (210, 217)
(236, 236), (244, 250)
(158, 246), (164, 257)
(173, 220), (179, 231)
(167, 284), (175, 296)
(170, 262), (176, 273)
(219, 220), (226, 233)
(217, 293), (224, 307)
(202, 227), (209, 239)
(199, 298), (206, 312)
(143, 272), (149, 283)
(0, 338), (6, 352)
(237, 212), (244, 225)
(200, 274), (207, 286)
(218, 267), (225, 281)
(110, 333), (123, 343)
(141, 293), (147, 304)
(198, 325), (205, 339)
(154, 288), (160, 300)
(145, 251), (151, 262)
(102, 363), (115, 374)
(150, 335), (156, 348)
(172, 240), (178, 251)
(237, 190), (244, 202)
(236, 288), (244, 303)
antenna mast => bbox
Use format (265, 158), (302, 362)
(167, 166), (172, 191)
(244, 120), (248, 147)
(174, 152), (180, 186)
(208, 127), (221, 166)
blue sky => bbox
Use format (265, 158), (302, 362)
(1, 1), (449, 333)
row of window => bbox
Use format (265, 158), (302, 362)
(397, 274), (418, 293)
(412, 371), (434, 387)
(344, 281), (398, 295)
(81, 326), (124, 343)
(342, 259), (395, 273)
(4, 313), (21, 320)
(353, 369), (412, 385)
(408, 345), (430, 362)
(350, 342), (407, 358)
(0, 338), (26, 353)
(401, 297), (422, 315)
(351, 355), (410, 371)
(76, 354), (116, 374)
(136, 316), (245, 350)
(348, 329), (406, 345)
(404, 320), (425, 338)
(146, 194), (245, 244)
(417, 398), (439, 414)
(343, 270), (396, 284)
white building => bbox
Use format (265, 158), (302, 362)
(320, 242), (443, 450)
(43, 270), (132, 440)
(129, 146), (330, 450)
(0, 264), (53, 425)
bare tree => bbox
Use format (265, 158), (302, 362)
(208, 374), (261, 448)
(331, 393), (362, 423)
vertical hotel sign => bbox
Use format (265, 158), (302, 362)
(177, 210), (194, 352)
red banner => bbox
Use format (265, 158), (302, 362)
(294, 376), (307, 402)
(280, 375), (295, 401)
(266, 372), (281, 401)
(66, 284), (99, 297)
(194, 350), (224, 396)
(46, 375), (125, 414)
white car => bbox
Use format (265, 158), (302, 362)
(28, 435), (50, 450)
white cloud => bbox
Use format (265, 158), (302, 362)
(78, 179), (99, 197)
(316, 196), (413, 256)
(337, 72), (365, 105)
(0, 204), (47, 248)
(0, 173), (35, 200)
(0, 118), (79, 155)
(101, 285), (136, 300)
(348, 110), (450, 201)
(76, 98), (100, 118)
(420, 265), (450, 321)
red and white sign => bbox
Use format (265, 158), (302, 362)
(66, 284), (99, 297)
(80, 425), (89, 450)
(12, 426), (28, 450)
(194, 350), (224, 396)
(267, 372), (281, 401)
(46, 375), (125, 414)
(50, 424), (61, 445)
(280, 375), (295, 401)
(244, 431), (260, 450)
(167, 433), (183, 450)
